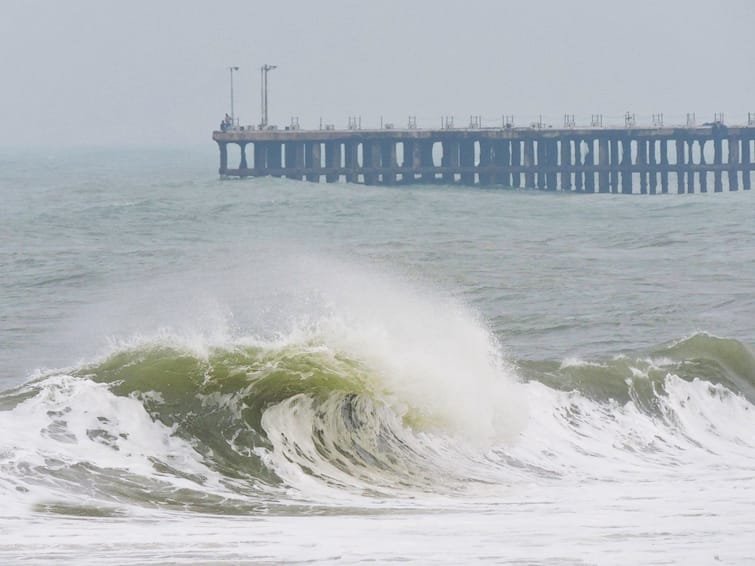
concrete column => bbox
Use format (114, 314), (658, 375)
(609, 137), (620, 193)
(306, 142), (321, 183)
(511, 140), (522, 188)
(401, 140), (417, 184)
(268, 142), (282, 177)
(460, 140), (475, 185)
(660, 139), (669, 193)
(218, 142), (228, 174)
(598, 137), (610, 193)
(698, 140), (707, 193)
(381, 140), (397, 185)
(442, 140), (459, 184)
(742, 138), (751, 190)
(686, 140), (695, 194)
(478, 140), (492, 186)
(728, 136), (740, 191)
(638, 139), (648, 194)
(714, 136), (723, 192)
(574, 139), (583, 191)
(324, 142), (339, 183)
(362, 141), (380, 185)
(524, 139), (535, 188)
(534, 140), (546, 189)
(254, 142), (267, 175)
(239, 142), (249, 172)
(621, 138), (632, 194)
(546, 140), (558, 190)
(492, 140), (509, 186)
(560, 139), (571, 191)
(675, 138), (685, 194)
(420, 141), (435, 184)
(648, 139), (657, 194)
(584, 139), (595, 193)
(344, 142), (358, 183)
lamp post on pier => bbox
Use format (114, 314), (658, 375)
(228, 66), (239, 126)
(260, 64), (277, 129)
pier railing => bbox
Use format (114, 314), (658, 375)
(212, 122), (755, 193)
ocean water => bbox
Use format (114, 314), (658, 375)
(0, 147), (753, 564)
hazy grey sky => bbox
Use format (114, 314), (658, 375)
(2, 0), (753, 147)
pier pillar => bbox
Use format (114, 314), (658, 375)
(546, 140), (558, 190)
(420, 141), (435, 183)
(524, 139), (536, 188)
(728, 136), (740, 191)
(698, 140), (707, 193)
(511, 140), (522, 188)
(742, 138), (751, 190)
(675, 139), (685, 194)
(344, 141), (358, 183)
(534, 139), (548, 190)
(660, 139), (669, 193)
(584, 140), (595, 193)
(460, 140), (475, 185)
(442, 140), (459, 184)
(598, 137), (610, 193)
(685, 140), (694, 194)
(609, 137), (620, 193)
(648, 139), (657, 194)
(268, 142), (282, 177)
(713, 136), (723, 192)
(621, 138), (632, 194)
(283, 142), (300, 180)
(305, 142), (321, 183)
(238, 142), (249, 173)
(478, 140), (492, 185)
(325, 142), (340, 183)
(574, 140), (583, 191)
(492, 140), (509, 186)
(218, 142), (228, 174)
(560, 139), (571, 191)
(254, 142), (267, 175)
(363, 141), (380, 185)
(638, 139), (648, 194)
(381, 140), (397, 185)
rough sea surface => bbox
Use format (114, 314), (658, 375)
(1, 147), (753, 564)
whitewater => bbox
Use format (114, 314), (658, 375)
(0, 147), (753, 564)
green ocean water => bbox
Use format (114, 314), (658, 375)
(0, 147), (754, 564)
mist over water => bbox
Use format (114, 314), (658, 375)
(1, 148), (754, 564)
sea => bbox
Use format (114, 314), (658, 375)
(0, 146), (753, 565)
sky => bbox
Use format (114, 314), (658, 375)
(1, 0), (753, 148)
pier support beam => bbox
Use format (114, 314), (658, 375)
(306, 142), (321, 183)
(648, 139), (657, 194)
(686, 139), (694, 194)
(714, 136), (723, 192)
(524, 140), (535, 188)
(621, 138), (632, 194)
(442, 140), (459, 184)
(420, 141), (435, 184)
(345, 142), (358, 183)
(609, 137), (620, 193)
(638, 139), (648, 194)
(511, 141), (522, 188)
(742, 138), (751, 190)
(380, 141), (397, 185)
(660, 139), (669, 193)
(253, 142), (267, 176)
(325, 142), (340, 183)
(460, 140), (475, 185)
(729, 137), (740, 191)
(675, 139), (685, 194)
(218, 142), (228, 174)
(268, 142), (282, 177)
(560, 139), (571, 191)
(574, 140), (583, 191)
(598, 137), (610, 193)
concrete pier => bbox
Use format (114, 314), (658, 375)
(213, 124), (755, 194)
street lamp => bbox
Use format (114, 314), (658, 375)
(260, 64), (277, 129)
(228, 66), (239, 127)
